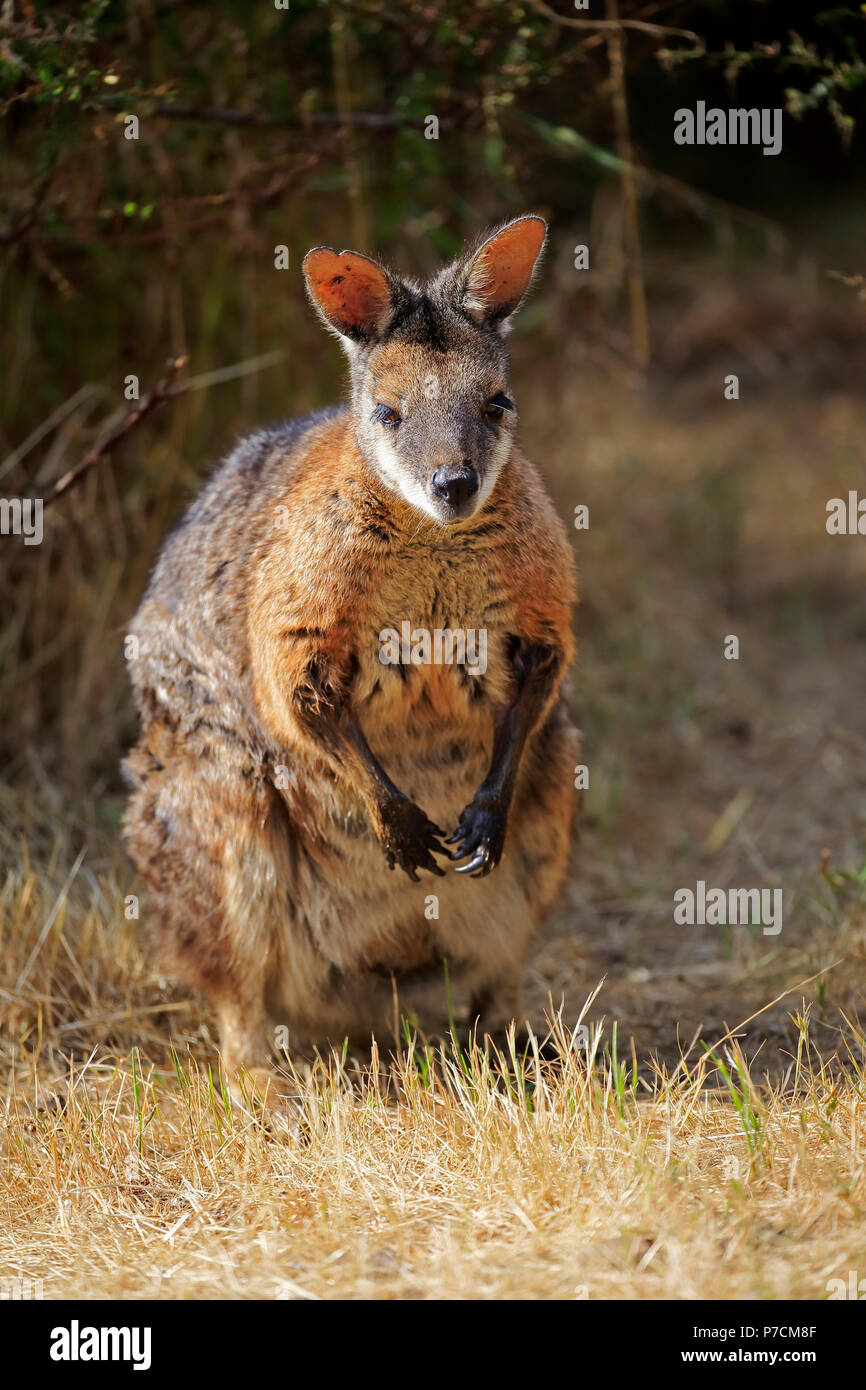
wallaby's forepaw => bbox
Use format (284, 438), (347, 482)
(380, 795), (448, 880)
(446, 798), (507, 877)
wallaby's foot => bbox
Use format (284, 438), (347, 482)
(217, 1001), (305, 1134)
(446, 795), (508, 876)
(227, 1064), (306, 1137)
(379, 794), (448, 880)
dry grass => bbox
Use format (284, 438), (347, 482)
(2, 783), (866, 1301)
(4, 986), (866, 1301)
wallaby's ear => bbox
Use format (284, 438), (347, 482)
(303, 247), (397, 343)
(454, 215), (547, 328)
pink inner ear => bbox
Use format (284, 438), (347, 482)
(469, 217), (546, 313)
(304, 249), (391, 335)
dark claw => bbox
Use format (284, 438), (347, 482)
(455, 849), (488, 874)
(447, 797), (507, 877)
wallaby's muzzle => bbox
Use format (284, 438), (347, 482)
(430, 463), (479, 519)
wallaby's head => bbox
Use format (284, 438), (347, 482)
(302, 216), (546, 524)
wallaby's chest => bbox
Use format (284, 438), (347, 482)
(353, 538), (514, 765)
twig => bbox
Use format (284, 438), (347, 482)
(331, 10), (369, 254)
(605, 0), (650, 369)
(43, 354), (189, 509)
(827, 268), (866, 302)
(166, 349), (284, 396)
(39, 349), (286, 508)
(32, 150), (329, 250)
(96, 95), (408, 128)
(0, 383), (103, 484)
(524, 0), (702, 45)
(0, 168), (55, 246)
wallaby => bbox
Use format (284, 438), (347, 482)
(123, 215), (579, 1103)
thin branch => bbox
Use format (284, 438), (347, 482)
(524, 0), (703, 46)
(605, 0), (650, 368)
(16, 146), (331, 250)
(0, 168), (55, 245)
(40, 349), (287, 508)
(166, 349), (284, 396)
(96, 95), (409, 128)
(827, 269), (866, 302)
(43, 354), (189, 509)
(0, 384), (102, 484)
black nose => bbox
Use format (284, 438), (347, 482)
(431, 464), (479, 509)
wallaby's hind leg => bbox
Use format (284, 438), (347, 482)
(213, 991), (300, 1119)
(469, 968), (523, 1040)
(123, 731), (300, 1113)
(468, 973), (564, 1064)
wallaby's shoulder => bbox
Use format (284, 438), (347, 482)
(178, 405), (348, 534)
(137, 406), (348, 608)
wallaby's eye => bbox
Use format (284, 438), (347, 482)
(373, 403), (402, 428)
(485, 392), (514, 421)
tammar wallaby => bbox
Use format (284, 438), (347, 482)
(123, 215), (579, 1101)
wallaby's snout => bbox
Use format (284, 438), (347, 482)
(430, 461), (479, 518)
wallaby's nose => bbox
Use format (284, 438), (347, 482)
(431, 464), (479, 509)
